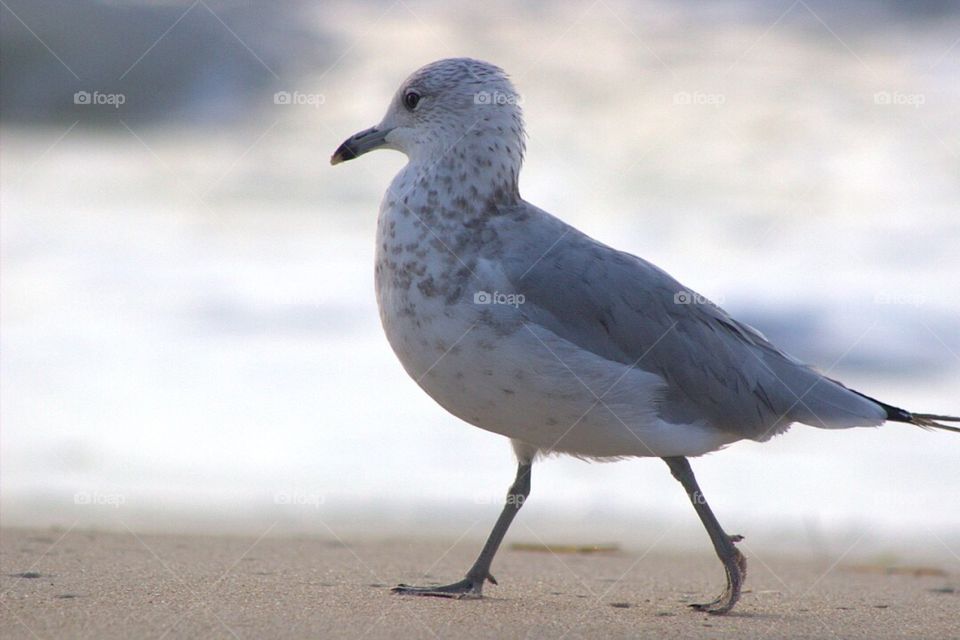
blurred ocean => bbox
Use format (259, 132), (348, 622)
(2, 1), (958, 561)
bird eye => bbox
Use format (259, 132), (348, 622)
(403, 90), (422, 111)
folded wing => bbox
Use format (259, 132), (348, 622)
(496, 206), (886, 440)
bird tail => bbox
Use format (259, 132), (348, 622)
(906, 413), (960, 433)
(849, 390), (960, 433)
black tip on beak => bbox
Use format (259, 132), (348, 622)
(330, 126), (392, 166)
(330, 141), (358, 165)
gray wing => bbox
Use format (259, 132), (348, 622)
(492, 205), (885, 440)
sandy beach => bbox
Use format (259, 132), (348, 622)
(1, 527), (956, 639)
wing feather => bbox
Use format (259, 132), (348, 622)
(493, 206), (885, 439)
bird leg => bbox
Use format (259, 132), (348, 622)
(663, 456), (746, 614)
(392, 461), (532, 598)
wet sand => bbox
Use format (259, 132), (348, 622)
(1, 527), (957, 639)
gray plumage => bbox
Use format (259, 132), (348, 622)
(494, 202), (887, 441)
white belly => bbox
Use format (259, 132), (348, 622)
(377, 277), (735, 458)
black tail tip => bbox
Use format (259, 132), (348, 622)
(909, 413), (960, 433)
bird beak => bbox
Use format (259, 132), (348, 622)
(330, 126), (393, 165)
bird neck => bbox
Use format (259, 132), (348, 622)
(416, 133), (523, 211)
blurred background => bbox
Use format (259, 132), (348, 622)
(2, 0), (958, 563)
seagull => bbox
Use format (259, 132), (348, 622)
(330, 57), (959, 614)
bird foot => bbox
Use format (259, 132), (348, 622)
(689, 589), (736, 615)
(391, 574), (494, 599)
(689, 540), (747, 615)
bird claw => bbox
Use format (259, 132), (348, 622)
(689, 546), (746, 615)
(391, 577), (485, 599)
(688, 588), (736, 614)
